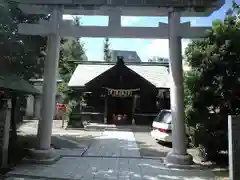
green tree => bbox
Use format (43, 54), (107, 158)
(58, 16), (87, 102)
(103, 37), (111, 62)
(0, 4), (48, 156)
(0, 3), (48, 80)
(184, 2), (240, 161)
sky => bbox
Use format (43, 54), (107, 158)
(62, 0), (238, 62)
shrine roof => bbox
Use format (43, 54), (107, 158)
(0, 70), (40, 95)
(68, 62), (170, 88)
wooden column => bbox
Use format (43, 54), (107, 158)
(132, 95), (137, 125)
(104, 95), (108, 124)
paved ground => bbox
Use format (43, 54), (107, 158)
(5, 121), (217, 180)
(130, 126), (171, 157)
(18, 120), (103, 149)
(84, 130), (140, 157)
(6, 156), (215, 180)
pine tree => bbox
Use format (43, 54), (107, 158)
(58, 16), (87, 102)
(103, 37), (111, 62)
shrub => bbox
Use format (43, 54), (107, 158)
(184, 3), (240, 161)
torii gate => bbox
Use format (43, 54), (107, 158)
(2, 0), (224, 167)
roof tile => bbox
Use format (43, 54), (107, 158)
(68, 64), (170, 88)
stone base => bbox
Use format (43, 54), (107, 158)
(132, 118), (135, 125)
(104, 117), (107, 124)
(165, 151), (194, 169)
(67, 120), (84, 128)
(22, 148), (61, 164)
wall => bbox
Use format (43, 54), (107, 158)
(25, 81), (63, 119)
(25, 95), (34, 118)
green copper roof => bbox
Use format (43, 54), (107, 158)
(0, 71), (40, 95)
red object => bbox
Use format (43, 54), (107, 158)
(152, 125), (168, 133)
(159, 128), (167, 133)
(56, 103), (67, 120)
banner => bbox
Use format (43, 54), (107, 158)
(105, 87), (140, 97)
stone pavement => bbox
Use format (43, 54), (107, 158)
(6, 157), (215, 180)
(84, 130), (140, 157)
(18, 120), (82, 136)
(6, 128), (216, 180)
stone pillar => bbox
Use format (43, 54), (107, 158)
(30, 6), (62, 162)
(228, 115), (240, 180)
(33, 95), (41, 120)
(1, 99), (11, 168)
(165, 10), (193, 167)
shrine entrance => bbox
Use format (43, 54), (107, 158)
(7, 0), (224, 167)
(105, 87), (140, 125)
(107, 96), (133, 125)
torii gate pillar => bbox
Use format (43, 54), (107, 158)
(165, 10), (193, 167)
(29, 6), (62, 162)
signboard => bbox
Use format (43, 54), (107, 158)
(7, 0), (219, 8)
(105, 87), (140, 97)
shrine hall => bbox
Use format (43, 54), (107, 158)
(68, 57), (170, 125)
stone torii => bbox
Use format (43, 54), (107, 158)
(2, 0), (224, 167)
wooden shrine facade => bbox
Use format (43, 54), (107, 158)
(69, 57), (170, 125)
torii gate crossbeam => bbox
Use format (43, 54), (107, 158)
(18, 21), (209, 39)
(3, 0), (225, 168)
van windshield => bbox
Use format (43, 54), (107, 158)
(155, 111), (172, 124)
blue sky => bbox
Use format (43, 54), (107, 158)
(63, 0), (237, 62)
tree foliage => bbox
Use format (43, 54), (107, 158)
(103, 37), (111, 62)
(0, 3), (48, 80)
(184, 2), (240, 161)
(58, 16), (87, 102)
(0, 3), (49, 154)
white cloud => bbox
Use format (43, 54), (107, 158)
(121, 16), (140, 26)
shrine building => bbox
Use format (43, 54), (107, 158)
(68, 57), (171, 125)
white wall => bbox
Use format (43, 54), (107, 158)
(25, 81), (63, 119)
(25, 95), (34, 118)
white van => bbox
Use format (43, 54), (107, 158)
(151, 109), (189, 145)
(150, 109), (172, 142)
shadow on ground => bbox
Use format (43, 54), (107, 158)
(6, 132), (216, 180)
(9, 123), (228, 178)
